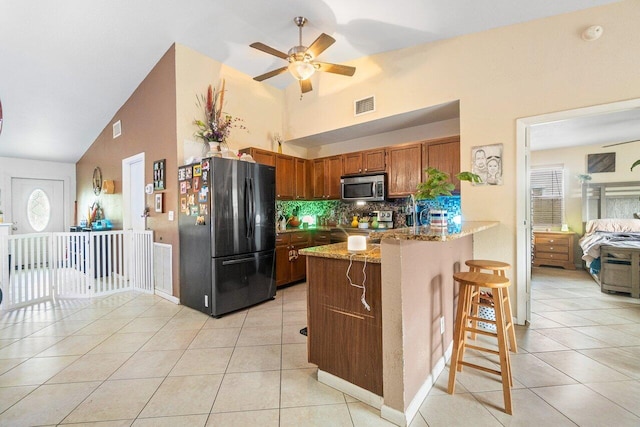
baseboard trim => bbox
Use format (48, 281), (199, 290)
(381, 341), (453, 426)
(317, 370), (383, 409)
(155, 289), (179, 304)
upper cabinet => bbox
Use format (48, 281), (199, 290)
(386, 143), (423, 198)
(240, 147), (296, 200)
(312, 156), (342, 199)
(247, 147), (276, 167)
(294, 158), (309, 200)
(242, 136), (459, 201)
(342, 149), (386, 175)
(275, 155), (295, 200)
(422, 136), (461, 192)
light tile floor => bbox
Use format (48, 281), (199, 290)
(0, 267), (638, 426)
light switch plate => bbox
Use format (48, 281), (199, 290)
(168, 211), (174, 221)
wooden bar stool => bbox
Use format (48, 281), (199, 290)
(448, 271), (514, 415)
(465, 259), (517, 353)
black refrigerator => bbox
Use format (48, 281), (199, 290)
(178, 157), (276, 317)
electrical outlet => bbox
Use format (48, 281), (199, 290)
(440, 316), (445, 335)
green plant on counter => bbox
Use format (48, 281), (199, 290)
(632, 159), (640, 172)
(415, 167), (482, 200)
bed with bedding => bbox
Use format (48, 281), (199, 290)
(579, 218), (640, 298)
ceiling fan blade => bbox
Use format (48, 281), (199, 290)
(314, 62), (356, 77)
(602, 139), (640, 148)
(306, 33), (335, 58)
(250, 42), (289, 60)
(300, 79), (312, 93)
(253, 66), (288, 82)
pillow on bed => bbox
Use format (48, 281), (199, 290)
(584, 218), (640, 234)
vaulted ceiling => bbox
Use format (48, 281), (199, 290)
(0, 0), (623, 162)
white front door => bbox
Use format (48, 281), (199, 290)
(11, 178), (64, 234)
(122, 153), (146, 231)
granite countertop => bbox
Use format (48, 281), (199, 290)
(299, 242), (382, 263)
(277, 226), (334, 234)
(369, 221), (499, 242)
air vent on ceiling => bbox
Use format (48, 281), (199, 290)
(354, 96), (375, 117)
(112, 120), (122, 139)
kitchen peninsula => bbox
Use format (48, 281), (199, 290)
(300, 221), (498, 426)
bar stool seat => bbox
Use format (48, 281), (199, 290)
(465, 259), (517, 353)
(448, 271), (514, 415)
(465, 259), (510, 276)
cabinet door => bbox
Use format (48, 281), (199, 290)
(294, 158), (308, 200)
(290, 243), (307, 282)
(325, 156), (343, 199)
(342, 152), (363, 175)
(276, 155), (295, 200)
(386, 144), (423, 197)
(422, 137), (460, 192)
(362, 149), (386, 173)
(275, 244), (291, 287)
(250, 148), (277, 167)
(311, 159), (326, 199)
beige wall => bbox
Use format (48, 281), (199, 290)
(77, 44), (287, 298)
(175, 44), (286, 161)
(283, 0), (640, 315)
(77, 45), (179, 293)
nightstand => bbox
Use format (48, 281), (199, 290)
(533, 230), (576, 270)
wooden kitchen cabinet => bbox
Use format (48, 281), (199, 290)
(422, 136), (461, 192)
(275, 231), (310, 287)
(294, 158), (309, 200)
(342, 149), (386, 175)
(533, 231), (576, 270)
(312, 230), (331, 246)
(242, 147), (276, 167)
(240, 147), (302, 201)
(312, 156), (342, 199)
(276, 155), (295, 200)
(307, 256), (383, 395)
(386, 143), (423, 197)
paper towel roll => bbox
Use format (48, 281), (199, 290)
(347, 235), (367, 252)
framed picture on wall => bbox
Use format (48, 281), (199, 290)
(471, 143), (503, 185)
(153, 159), (166, 191)
(154, 193), (163, 213)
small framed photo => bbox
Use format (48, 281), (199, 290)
(154, 193), (163, 213)
(471, 143), (503, 186)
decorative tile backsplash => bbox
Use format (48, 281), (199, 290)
(277, 196), (461, 229)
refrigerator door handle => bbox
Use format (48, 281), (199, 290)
(222, 257), (257, 265)
(244, 177), (250, 239)
(249, 177), (255, 238)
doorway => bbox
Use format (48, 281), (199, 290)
(122, 153), (146, 231)
(516, 98), (640, 325)
(11, 178), (64, 234)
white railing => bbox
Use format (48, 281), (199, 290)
(0, 230), (154, 310)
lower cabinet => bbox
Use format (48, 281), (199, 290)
(307, 256), (383, 395)
(275, 231), (310, 287)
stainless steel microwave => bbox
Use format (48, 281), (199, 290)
(341, 173), (386, 202)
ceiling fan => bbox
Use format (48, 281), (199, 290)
(250, 17), (356, 94)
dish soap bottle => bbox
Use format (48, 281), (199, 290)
(351, 215), (359, 228)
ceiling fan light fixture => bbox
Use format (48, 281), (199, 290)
(288, 60), (315, 80)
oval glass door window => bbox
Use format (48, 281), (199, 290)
(27, 189), (51, 232)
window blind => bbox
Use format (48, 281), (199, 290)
(531, 166), (564, 227)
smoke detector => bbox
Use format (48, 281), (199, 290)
(581, 25), (603, 41)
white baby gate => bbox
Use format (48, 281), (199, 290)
(0, 230), (153, 310)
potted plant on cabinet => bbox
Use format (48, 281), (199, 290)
(415, 167), (482, 227)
